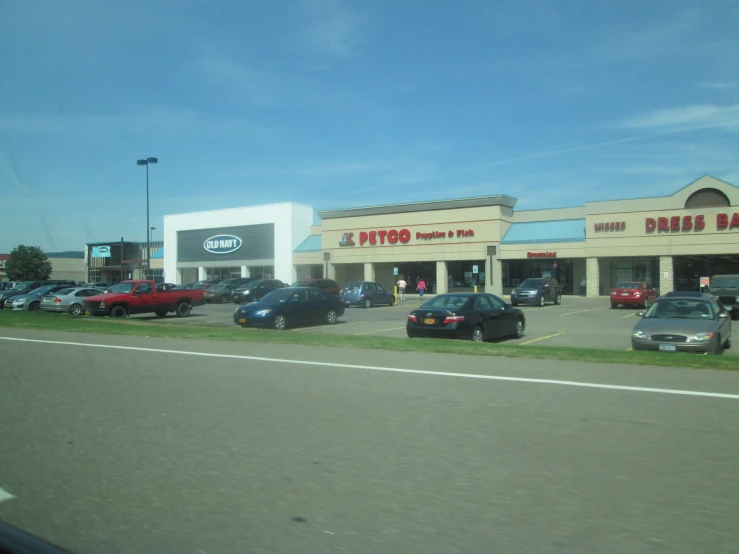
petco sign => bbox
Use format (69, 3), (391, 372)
(203, 235), (243, 254)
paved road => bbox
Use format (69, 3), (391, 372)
(2, 329), (739, 553)
(132, 295), (738, 356)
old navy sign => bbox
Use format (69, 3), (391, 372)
(203, 234), (243, 254)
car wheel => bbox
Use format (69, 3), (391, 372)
(110, 305), (127, 319)
(723, 335), (731, 349)
(176, 303), (191, 317)
(538, 295), (545, 307)
(471, 326), (484, 342)
(611, 303), (617, 309)
(554, 293), (561, 305)
(68, 304), (83, 316)
(513, 318), (525, 339)
(326, 309), (338, 324)
(273, 313), (287, 330)
(154, 309), (168, 318)
(363, 298), (372, 308)
(29, 301), (40, 311)
(407, 329), (420, 338)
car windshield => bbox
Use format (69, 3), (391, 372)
(240, 280), (263, 289)
(12, 281), (32, 290)
(615, 282), (642, 289)
(520, 279), (545, 288)
(711, 277), (739, 288)
(644, 300), (715, 320)
(261, 289), (300, 303)
(30, 285), (55, 295)
(421, 295), (470, 309)
(108, 282), (136, 294)
(344, 282), (362, 291)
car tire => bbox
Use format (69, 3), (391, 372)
(611, 303), (617, 309)
(554, 293), (561, 305)
(326, 309), (338, 324)
(29, 301), (40, 311)
(363, 298), (372, 308)
(471, 325), (484, 342)
(713, 336), (724, 355)
(154, 309), (168, 318)
(110, 305), (127, 319)
(274, 313), (287, 330)
(538, 295), (545, 307)
(176, 303), (191, 317)
(407, 329), (421, 338)
(68, 304), (83, 316)
(723, 335), (731, 349)
(513, 318), (525, 339)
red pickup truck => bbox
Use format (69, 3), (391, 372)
(83, 280), (205, 318)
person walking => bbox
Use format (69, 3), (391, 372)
(417, 278), (427, 297)
(396, 277), (407, 301)
(579, 278), (587, 296)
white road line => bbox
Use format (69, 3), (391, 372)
(0, 488), (15, 503)
(1, 336), (738, 400)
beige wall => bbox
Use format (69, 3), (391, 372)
(50, 258), (86, 282)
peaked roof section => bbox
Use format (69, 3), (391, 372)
(294, 234), (322, 253)
(502, 219), (586, 244)
(151, 249), (164, 259)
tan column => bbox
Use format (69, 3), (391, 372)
(364, 262), (375, 282)
(586, 257), (600, 297)
(659, 256), (673, 295)
(435, 261), (448, 294)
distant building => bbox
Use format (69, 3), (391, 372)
(84, 240), (164, 284)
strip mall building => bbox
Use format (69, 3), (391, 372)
(164, 175), (739, 297)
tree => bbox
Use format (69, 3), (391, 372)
(5, 245), (53, 281)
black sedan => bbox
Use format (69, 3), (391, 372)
(234, 287), (345, 330)
(232, 279), (286, 304)
(407, 293), (525, 341)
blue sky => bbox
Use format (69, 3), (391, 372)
(1, 0), (738, 252)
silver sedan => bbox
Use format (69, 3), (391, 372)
(39, 287), (103, 315)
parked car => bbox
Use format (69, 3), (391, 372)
(610, 281), (657, 309)
(708, 274), (739, 316)
(290, 278), (340, 295)
(231, 279), (287, 304)
(203, 283), (239, 303)
(407, 293), (525, 341)
(510, 277), (561, 307)
(340, 281), (395, 308)
(3, 284), (77, 311)
(83, 280), (205, 318)
(155, 282), (178, 292)
(0, 280), (76, 308)
(39, 287), (104, 315)
(631, 292), (731, 354)
(191, 279), (221, 290)
(234, 287), (345, 330)
(0, 282), (15, 291)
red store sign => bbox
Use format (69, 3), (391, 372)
(527, 251), (556, 258)
(645, 213), (739, 232)
(342, 228), (476, 246)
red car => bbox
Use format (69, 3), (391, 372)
(610, 281), (657, 309)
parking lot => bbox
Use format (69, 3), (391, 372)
(127, 295), (738, 356)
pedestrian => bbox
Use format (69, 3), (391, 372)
(417, 278), (427, 297)
(396, 277), (407, 300)
(580, 278), (587, 296)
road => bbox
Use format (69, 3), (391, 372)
(1, 329), (739, 553)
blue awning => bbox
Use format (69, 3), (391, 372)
(502, 219), (586, 244)
(294, 234), (322, 253)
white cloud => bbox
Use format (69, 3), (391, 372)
(614, 104), (739, 132)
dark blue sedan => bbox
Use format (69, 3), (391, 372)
(233, 287), (345, 330)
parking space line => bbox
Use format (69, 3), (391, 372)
(560, 307), (610, 316)
(354, 326), (406, 335)
(622, 313), (636, 319)
(520, 332), (565, 345)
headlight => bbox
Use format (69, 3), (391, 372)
(242, 289), (250, 294)
(255, 309), (272, 316)
(100, 301), (106, 308)
(686, 332), (714, 342)
(14, 297), (26, 303)
(632, 330), (650, 340)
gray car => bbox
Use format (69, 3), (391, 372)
(2, 284), (76, 311)
(631, 292), (731, 354)
(39, 287), (103, 315)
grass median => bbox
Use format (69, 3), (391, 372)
(0, 311), (736, 370)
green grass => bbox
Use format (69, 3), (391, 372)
(1, 311), (736, 370)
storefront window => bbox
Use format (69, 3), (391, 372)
(447, 260), (486, 292)
(607, 258), (658, 290)
(249, 266), (274, 280)
(503, 259), (575, 294)
(206, 267), (242, 281)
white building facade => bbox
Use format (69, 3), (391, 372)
(164, 202), (313, 285)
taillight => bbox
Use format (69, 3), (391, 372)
(54, 298), (61, 303)
(407, 314), (417, 322)
(443, 314), (465, 324)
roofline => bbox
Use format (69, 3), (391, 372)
(318, 195), (517, 219)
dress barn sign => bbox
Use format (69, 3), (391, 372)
(645, 212), (739, 233)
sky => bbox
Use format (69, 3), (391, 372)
(1, 0), (738, 252)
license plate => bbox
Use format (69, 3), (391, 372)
(424, 318), (435, 324)
(239, 318), (246, 323)
(621, 292), (629, 296)
(659, 343), (677, 352)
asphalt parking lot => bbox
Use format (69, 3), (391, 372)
(129, 295), (738, 356)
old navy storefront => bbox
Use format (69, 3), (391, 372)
(292, 175), (739, 298)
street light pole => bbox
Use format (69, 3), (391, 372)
(137, 157), (158, 279)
